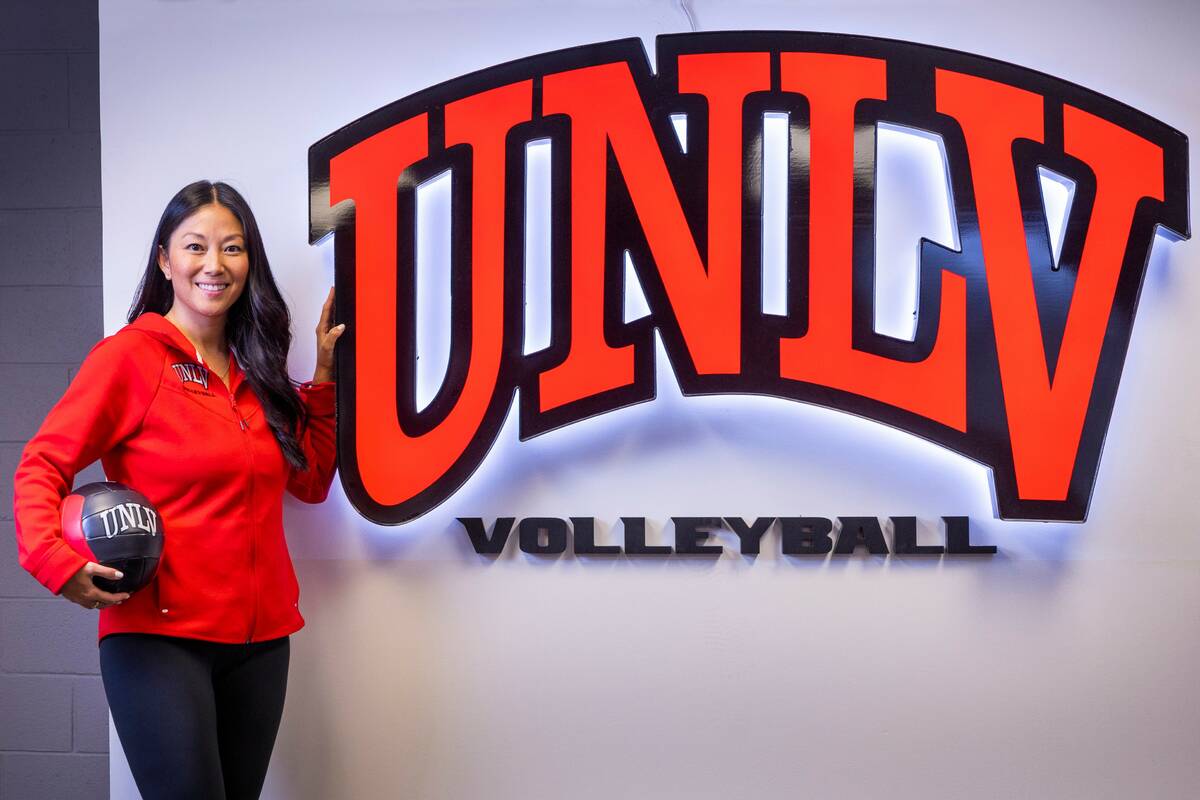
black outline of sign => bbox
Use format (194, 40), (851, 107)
(309, 32), (1189, 525)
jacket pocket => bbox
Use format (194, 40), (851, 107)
(153, 525), (249, 632)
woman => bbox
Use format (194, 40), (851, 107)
(11, 180), (344, 799)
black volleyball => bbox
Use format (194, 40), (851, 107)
(60, 481), (163, 594)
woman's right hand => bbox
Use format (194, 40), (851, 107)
(61, 562), (131, 610)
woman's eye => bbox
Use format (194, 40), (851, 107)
(185, 243), (203, 252)
(225, 245), (244, 254)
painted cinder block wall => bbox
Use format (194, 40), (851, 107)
(0, 1), (108, 796)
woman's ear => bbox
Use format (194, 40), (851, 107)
(158, 245), (171, 280)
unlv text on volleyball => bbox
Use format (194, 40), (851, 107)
(310, 33), (1190, 526)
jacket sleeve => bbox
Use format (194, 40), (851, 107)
(12, 333), (162, 594)
(286, 381), (338, 503)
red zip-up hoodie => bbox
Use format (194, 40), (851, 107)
(12, 312), (337, 643)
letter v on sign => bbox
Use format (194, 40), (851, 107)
(938, 70), (1165, 504)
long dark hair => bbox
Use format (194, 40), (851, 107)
(127, 180), (309, 471)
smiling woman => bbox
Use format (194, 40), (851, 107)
(129, 181), (339, 459)
(156, 202), (250, 386)
(11, 180), (347, 800)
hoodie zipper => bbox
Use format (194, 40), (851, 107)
(136, 321), (262, 642)
(203, 345), (256, 645)
(227, 387), (258, 643)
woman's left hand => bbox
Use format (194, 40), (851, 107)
(313, 286), (346, 384)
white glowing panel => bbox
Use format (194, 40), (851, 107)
(523, 138), (553, 354)
(414, 169), (452, 411)
(761, 111), (789, 316)
(669, 112), (688, 153)
(623, 250), (652, 322)
(873, 122), (960, 341)
(1038, 165), (1076, 268)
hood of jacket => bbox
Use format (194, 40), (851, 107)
(126, 312), (244, 392)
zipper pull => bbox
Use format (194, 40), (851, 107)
(229, 394), (248, 430)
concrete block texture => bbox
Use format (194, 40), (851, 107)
(0, 0), (105, 797)
(0, 286), (101, 362)
(0, 364), (70, 441)
(68, 52), (99, 131)
(0, 524), (46, 598)
(0, 599), (99, 674)
(72, 676), (108, 753)
(0, 674), (72, 751)
(74, 461), (107, 488)
(0, 0), (98, 52)
(0, 753), (107, 798)
(0, 443), (20, 522)
(0, 132), (100, 208)
(0, 208), (102, 286)
(0, 54), (69, 130)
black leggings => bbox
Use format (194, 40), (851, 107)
(99, 633), (290, 800)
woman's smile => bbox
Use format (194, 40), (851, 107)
(158, 202), (250, 326)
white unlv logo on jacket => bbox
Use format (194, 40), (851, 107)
(170, 362), (209, 390)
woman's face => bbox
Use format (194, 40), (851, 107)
(157, 203), (250, 327)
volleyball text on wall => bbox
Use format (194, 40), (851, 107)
(308, 32), (1190, 524)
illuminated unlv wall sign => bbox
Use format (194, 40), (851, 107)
(309, 32), (1189, 524)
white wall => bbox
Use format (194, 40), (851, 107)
(101, 1), (1199, 797)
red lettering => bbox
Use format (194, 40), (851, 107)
(330, 81), (531, 507)
(779, 53), (967, 431)
(938, 68), (1164, 500)
(539, 54), (770, 411)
